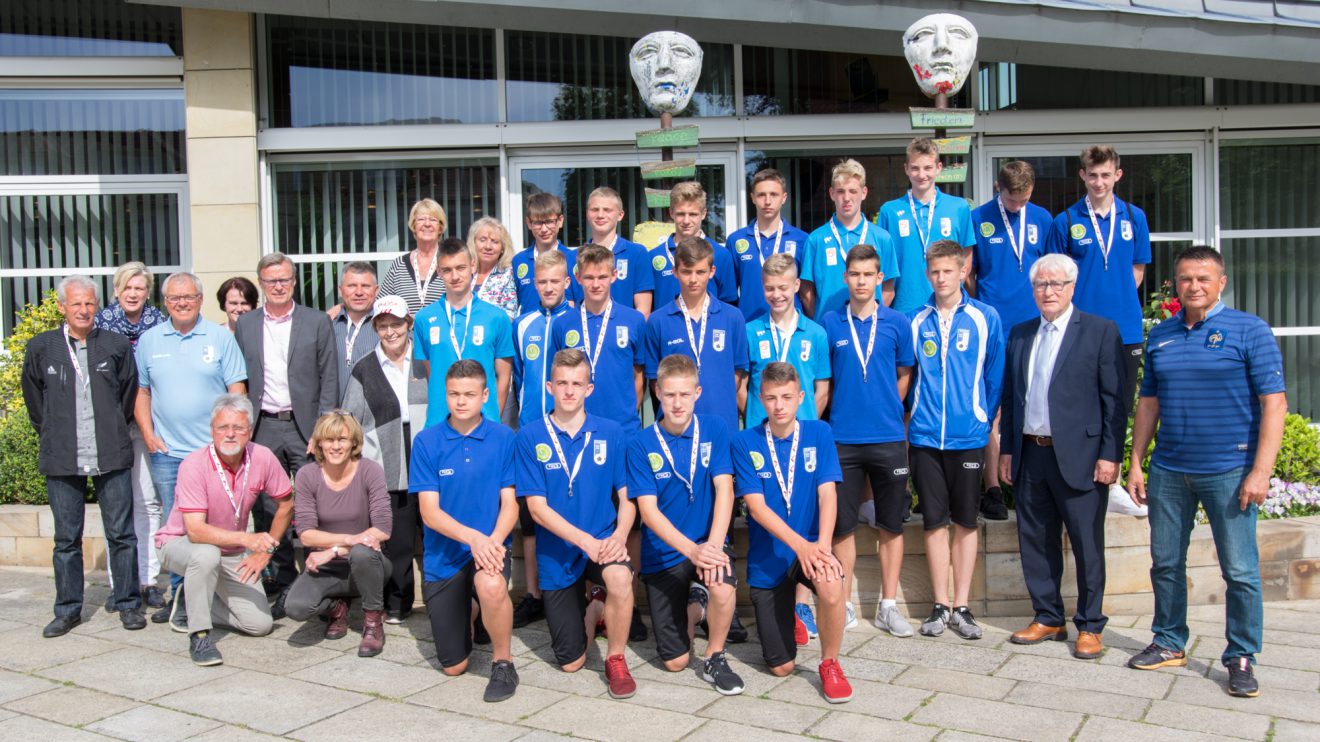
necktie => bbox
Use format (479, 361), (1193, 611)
(1026, 322), (1056, 434)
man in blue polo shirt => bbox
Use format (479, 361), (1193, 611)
(647, 181), (738, 309)
(880, 137), (976, 315)
(734, 362), (852, 704)
(626, 354), (744, 695)
(515, 349), (638, 699)
(585, 187), (654, 315)
(644, 236), (749, 432)
(1126, 246), (1286, 699)
(410, 360), (520, 703)
(513, 192), (581, 312)
(1046, 145), (1151, 408)
(551, 244), (647, 432)
(414, 238), (515, 427)
(801, 158), (898, 318)
(821, 244), (915, 635)
(744, 253), (830, 428)
(726, 168), (810, 321)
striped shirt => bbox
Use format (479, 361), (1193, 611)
(381, 252), (447, 315)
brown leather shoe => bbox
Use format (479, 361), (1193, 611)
(359, 609), (386, 657)
(325, 598), (349, 640)
(1074, 631), (1104, 659)
(1010, 622), (1067, 645)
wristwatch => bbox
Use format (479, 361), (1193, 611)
(330, 545), (343, 558)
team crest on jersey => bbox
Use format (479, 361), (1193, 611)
(616, 259), (629, 279)
(785, 241), (797, 255)
(700, 442), (712, 467)
(759, 340), (771, 359)
(517, 264), (529, 279)
(593, 440), (608, 465)
(825, 248), (838, 266)
(616, 326), (628, 347)
(712, 330), (725, 351)
(1121, 220), (1133, 241)
(526, 344), (540, 361)
(735, 239), (750, 254)
(1027, 224), (1039, 244)
(472, 326), (485, 346)
(201, 345), (217, 364)
(956, 328), (970, 352)
(564, 330), (581, 347)
(800, 340), (812, 362)
(649, 452), (664, 472)
(1205, 329), (1226, 350)
(979, 222), (994, 238)
(652, 255), (667, 271)
(749, 451), (765, 470)
(940, 217), (952, 237)
(898, 220), (911, 238)
(535, 444), (552, 463)
(804, 447), (817, 473)
(1069, 223), (1086, 240)
(430, 326), (441, 345)
(922, 339), (937, 357)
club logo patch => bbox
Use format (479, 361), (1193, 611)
(799, 340), (811, 362)
(825, 248), (838, 266)
(1205, 329), (1226, 350)
(652, 255), (667, 271)
(712, 330), (726, 352)
(922, 339), (937, 357)
(979, 222), (995, 238)
(472, 325), (485, 346)
(1121, 220), (1133, 241)
(898, 220), (911, 238)
(956, 328), (970, 352)
(940, 216), (952, 237)
(735, 239), (750, 254)
(200, 345), (217, 364)
(649, 452), (664, 472)
(526, 344), (540, 361)
(430, 326), (441, 345)
(759, 340), (771, 359)
(593, 440), (608, 465)
(616, 259), (628, 279)
(535, 443), (552, 463)
(804, 447), (817, 473)
(616, 326), (629, 347)
(1028, 224), (1039, 244)
(785, 241), (797, 255)
(564, 330), (581, 347)
(517, 264), (529, 279)
(1069, 223), (1086, 240)
(700, 442), (712, 466)
(750, 451), (765, 470)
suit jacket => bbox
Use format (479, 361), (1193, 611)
(235, 304), (338, 442)
(999, 307), (1125, 492)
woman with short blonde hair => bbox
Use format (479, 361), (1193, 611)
(468, 216), (520, 319)
(381, 198), (449, 314)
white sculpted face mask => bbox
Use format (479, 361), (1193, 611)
(630, 31), (703, 114)
(902, 13), (978, 98)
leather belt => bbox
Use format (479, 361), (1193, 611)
(260, 410), (294, 421)
(1026, 434), (1053, 447)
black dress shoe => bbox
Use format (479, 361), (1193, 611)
(142, 585), (165, 608)
(269, 588), (289, 620)
(150, 602), (171, 624)
(42, 615), (81, 638)
(120, 608), (147, 631)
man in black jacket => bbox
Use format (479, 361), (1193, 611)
(22, 275), (145, 637)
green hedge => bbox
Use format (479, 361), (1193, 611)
(1, 291), (72, 504)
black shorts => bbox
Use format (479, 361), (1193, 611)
(837, 442), (910, 535)
(749, 563), (815, 669)
(542, 559), (634, 665)
(910, 446), (983, 530)
(422, 554), (512, 669)
(641, 550), (738, 662)
(1122, 343), (1143, 414)
(518, 498), (536, 537)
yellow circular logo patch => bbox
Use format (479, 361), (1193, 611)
(750, 451), (765, 470)
(979, 222), (994, 238)
(564, 330), (581, 347)
(517, 263), (529, 279)
(652, 255), (667, 271)
(535, 443), (552, 463)
(526, 344), (540, 361)
(735, 239), (750, 254)
(1069, 223), (1086, 240)
(922, 340), (937, 357)
(648, 453), (664, 472)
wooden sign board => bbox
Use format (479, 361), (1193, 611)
(640, 159), (697, 180)
(910, 108), (975, 129)
(645, 188), (671, 209)
(931, 135), (971, 155)
(935, 162), (968, 184)
(636, 125), (699, 150)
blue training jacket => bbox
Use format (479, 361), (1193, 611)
(905, 291), (1005, 450)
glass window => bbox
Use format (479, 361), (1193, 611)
(1220, 140), (1320, 231)
(1215, 79), (1320, 106)
(0, 89), (185, 176)
(505, 31), (734, 122)
(1221, 237), (1319, 330)
(0, 0), (181, 57)
(978, 63), (1203, 111)
(743, 47), (968, 116)
(1277, 336), (1319, 421)
(266, 16), (497, 128)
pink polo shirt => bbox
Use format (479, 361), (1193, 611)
(155, 442), (293, 555)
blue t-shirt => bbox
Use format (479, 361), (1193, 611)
(413, 296), (515, 427)
(136, 318), (247, 459)
(643, 297), (749, 431)
(821, 304), (915, 444)
(1047, 197), (1152, 345)
(408, 418), (517, 581)
(626, 414), (734, 574)
(514, 302), (572, 428)
(646, 235), (739, 310)
(732, 420), (842, 589)
(511, 242), (582, 314)
(801, 216), (899, 318)
(725, 220), (810, 321)
(744, 313), (831, 428)
(879, 189), (976, 314)
(1141, 303), (1286, 475)
(550, 303), (647, 432)
(515, 414), (629, 590)
(970, 198), (1052, 332)
(592, 236), (653, 309)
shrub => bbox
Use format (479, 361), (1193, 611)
(1276, 413), (1320, 485)
(0, 291), (67, 505)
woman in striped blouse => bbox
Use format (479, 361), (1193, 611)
(381, 199), (448, 314)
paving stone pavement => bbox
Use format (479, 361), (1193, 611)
(1, 567), (1317, 741)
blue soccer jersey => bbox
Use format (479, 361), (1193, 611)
(725, 220), (810, 321)
(970, 197), (1053, 332)
(821, 303), (914, 445)
(591, 236), (653, 310)
(744, 312), (831, 428)
(550, 302), (647, 432)
(511, 243), (583, 314)
(514, 301), (572, 427)
(801, 215), (899, 318)
(646, 234), (739, 310)
(879, 189), (976, 314)
(1047, 197), (1152, 345)
(414, 296), (515, 427)
(643, 296), (749, 431)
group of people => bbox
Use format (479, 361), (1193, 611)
(21, 137), (1286, 707)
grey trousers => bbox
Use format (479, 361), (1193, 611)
(159, 536), (274, 636)
(284, 545), (391, 620)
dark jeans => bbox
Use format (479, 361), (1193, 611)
(148, 452), (185, 594)
(382, 489), (419, 615)
(47, 469), (140, 618)
(284, 545), (391, 620)
(253, 415), (311, 591)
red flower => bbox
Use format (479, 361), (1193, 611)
(1161, 298), (1181, 316)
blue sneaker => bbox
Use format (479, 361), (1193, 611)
(795, 603), (819, 639)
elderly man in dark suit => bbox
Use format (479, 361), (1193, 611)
(999, 253), (1125, 661)
(235, 252), (338, 603)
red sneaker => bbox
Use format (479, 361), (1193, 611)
(589, 586), (607, 637)
(818, 658), (853, 704)
(794, 614), (809, 646)
(604, 653), (636, 699)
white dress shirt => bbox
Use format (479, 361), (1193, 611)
(377, 342), (411, 424)
(260, 307), (294, 413)
(1024, 303), (1074, 436)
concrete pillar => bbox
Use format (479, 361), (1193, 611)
(182, 9), (261, 326)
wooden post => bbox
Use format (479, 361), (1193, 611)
(934, 92), (948, 140)
(660, 111), (673, 163)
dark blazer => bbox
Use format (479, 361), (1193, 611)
(999, 307), (1126, 492)
(235, 304), (338, 442)
(21, 327), (137, 476)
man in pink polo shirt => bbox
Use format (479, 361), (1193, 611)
(156, 393), (293, 666)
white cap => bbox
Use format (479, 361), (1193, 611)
(372, 295), (409, 321)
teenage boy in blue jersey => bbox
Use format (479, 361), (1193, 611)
(970, 160), (1052, 521)
(586, 187), (655, 316)
(411, 360), (520, 702)
(726, 168), (810, 321)
(881, 137), (976, 316)
(627, 354), (744, 695)
(821, 244), (915, 636)
(905, 240), (1004, 641)
(414, 238), (515, 427)
(643, 236), (749, 433)
(1046, 145), (1150, 409)
(801, 159), (898, 317)
(734, 362), (852, 704)
(515, 349), (638, 699)
(514, 192), (581, 313)
(647, 181), (738, 310)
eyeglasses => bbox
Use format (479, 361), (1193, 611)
(1032, 280), (1074, 293)
(163, 293), (202, 305)
(214, 424), (250, 434)
(413, 216), (441, 225)
(528, 219), (561, 228)
(260, 277), (295, 287)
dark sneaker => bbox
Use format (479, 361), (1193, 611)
(818, 658), (853, 704)
(150, 603), (171, 624)
(1128, 643), (1187, 670)
(473, 611), (491, 645)
(142, 585), (165, 608)
(189, 630), (223, 666)
(484, 659), (519, 703)
(949, 607), (983, 640)
(604, 653), (636, 699)
(1227, 657), (1260, 698)
(701, 651), (745, 696)
(511, 593), (544, 628)
(629, 606), (648, 643)
(920, 603), (951, 637)
(980, 488), (1009, 521)
(119, 608), (147, 631)
(726, 610), (748, 644)
(169, 586), (189, 634)
(269, 588), (289, 620)
(42, 615), (81, 638)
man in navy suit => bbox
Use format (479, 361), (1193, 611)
(999, 253), (1125, 661)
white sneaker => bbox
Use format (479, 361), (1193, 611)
(844, 602), (859, 630)
(873, 603), (915, 638)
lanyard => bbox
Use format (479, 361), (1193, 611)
(828, 218), (869, 259)
(769, 311), (799, 364)
(344, 317), (366, 366)
(538, 308), (555, 415)
(63, 324), (88, 390)
(580, 301), (612, 376)
(544, 415), (590, 498)
(678, 294), (710, 370)
(907, 190), (937, 252)
(847, 305), (879, 382)
(997, 197), (1027, 272)
(208, 445), (250, 525)
(753, 221), (784, 266)
(765, 422), (800, 515)
(444, 299), (474, 358)
(654, 416), (700, 501)
(412, 250), (438, 302)
(1085, 196), (1118, 271)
